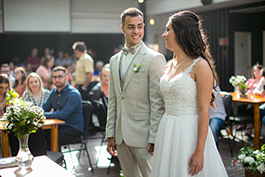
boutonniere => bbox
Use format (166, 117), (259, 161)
(133, 62), (146, 73)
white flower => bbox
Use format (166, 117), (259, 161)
(238, 154), (246, 161)
(244, 156), (255, 164)
(257, 163), (265, 173)
(133, 67), (138, 72)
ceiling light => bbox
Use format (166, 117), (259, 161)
(149, 18), (155, 25)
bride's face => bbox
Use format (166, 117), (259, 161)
(162, 19), (179, 52)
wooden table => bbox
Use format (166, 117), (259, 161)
(230, 92), (265, 149)
(0, 155), (74, 177)
(0, 119), (65, 157)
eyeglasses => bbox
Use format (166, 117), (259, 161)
(1, 70), (9, 74)
(52, 75), (65, 80)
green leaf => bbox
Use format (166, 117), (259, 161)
(19, 121), (25, 126)
(133, 63), (137, 67)
(17, 134), (23, 139)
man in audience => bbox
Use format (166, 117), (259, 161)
(27, 47), (40, 72)
(42, 66), (84, 151)
(0, 63), (15, 87)
(72, 41), (94, 100)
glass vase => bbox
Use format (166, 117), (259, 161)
(234, 86), (240, 93)
(16, 134), (34, 169)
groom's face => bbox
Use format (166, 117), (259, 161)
(121, 15), (144, 49)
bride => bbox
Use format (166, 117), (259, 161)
(151, 10), (228, 177)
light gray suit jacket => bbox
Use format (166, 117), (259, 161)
(106, 43), (166, 148)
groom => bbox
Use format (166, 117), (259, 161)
(106, 7), (166, 177)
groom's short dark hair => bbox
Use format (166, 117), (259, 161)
(120, 7), (144, 25)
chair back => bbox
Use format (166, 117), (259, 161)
(82, 100), (92, 139)
(8, 127), (47, 157)
(93, 100), (107, 130)
(220, 92), (233, 122)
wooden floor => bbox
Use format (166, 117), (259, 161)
(1, 124), (265, 177)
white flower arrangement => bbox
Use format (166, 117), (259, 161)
(229, 75), (248, 91)
(3, 89), (46, 139)
(236, 144), (265, 174)
(229, 75), (247, 87)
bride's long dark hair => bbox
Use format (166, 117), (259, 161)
(169, 10), (218, 106)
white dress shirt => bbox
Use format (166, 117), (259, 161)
(120, 41), (143, 78)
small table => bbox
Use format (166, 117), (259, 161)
(0, 119), (65, 157)
(230, 92), (265, 149)
(0, 155), (74, 177)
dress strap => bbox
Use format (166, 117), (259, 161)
(184, 57), (202, 74)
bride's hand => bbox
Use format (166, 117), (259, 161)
(188, 151), (204, 176)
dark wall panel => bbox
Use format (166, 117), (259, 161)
(199, 9), (232, 91)
(0, 34), (124, 65)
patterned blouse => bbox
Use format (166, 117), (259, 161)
(22, 89), (51, 107)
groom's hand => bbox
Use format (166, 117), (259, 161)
(107, 138), (117, 156)
(148, 144), (154, 155)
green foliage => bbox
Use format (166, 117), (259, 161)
(235, 144), (265, 174)
(120, 170), (124, 177)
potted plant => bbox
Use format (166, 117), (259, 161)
(235, 144), (265, 177)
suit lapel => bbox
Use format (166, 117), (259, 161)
(113, 52), (122, 93)
(123, 44), (147, 91)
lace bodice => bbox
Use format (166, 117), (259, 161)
(160, 57), (202, 118)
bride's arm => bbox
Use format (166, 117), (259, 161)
(188, 59), (213, 176)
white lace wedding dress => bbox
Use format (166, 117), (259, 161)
(151, 57), (228, 177)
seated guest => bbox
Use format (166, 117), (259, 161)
(89, 65), (109, 108)
(27, 47), (40, 72)
(0, 63), (15, 88)
(254, 68), (265, 126)
(13, 67), (27, 97)
(22, 72), (50, 107)
(209, 86), (226, 149)
(0, 74), (11, 115)
(92, 61), (104, 82)
(236, 64), (263, 133)
(42, 66), (84, 151)
(36, 56), (54, 89)
(88, 65), (109, 127)
(246, 63), (263, 94)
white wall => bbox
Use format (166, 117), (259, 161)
(3, 0), (71, 32)
(71, 0), (138, 33)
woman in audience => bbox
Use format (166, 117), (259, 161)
(89, 64), (109, 108)
(36, 56), (54, 89)
(22, 72), (50, 107)
(237, 64), (263, 134)
(0, 74), (11, 115)
(246, 63), (263, 94)
(13, 67), (27, 97)
(88, 65), (109, 127)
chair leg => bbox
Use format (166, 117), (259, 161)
(84, 145), (94, 173)
(107, 156), (112, 174)
(66, 144), (77, 171)
(96, 137), (105, 167)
